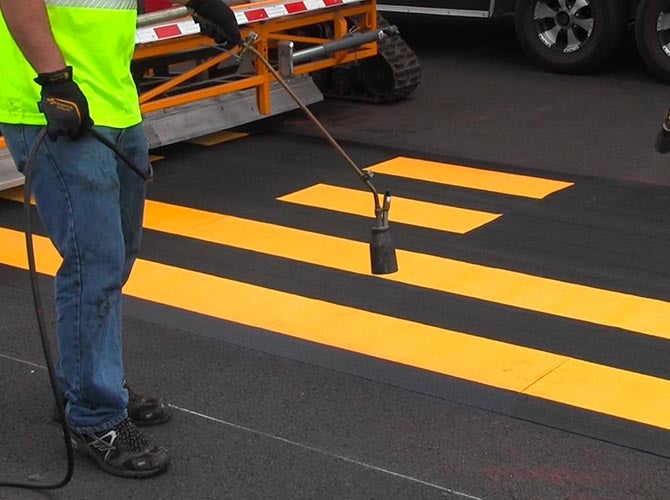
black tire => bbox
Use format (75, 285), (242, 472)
(635, 0), (670, 83)
(514, 0), (627, 74)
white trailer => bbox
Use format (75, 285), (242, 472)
(378, 0), (670, 81)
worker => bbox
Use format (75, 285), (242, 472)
(0, 0), (241, 479)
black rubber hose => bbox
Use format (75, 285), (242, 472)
(0, 128), (74, 490)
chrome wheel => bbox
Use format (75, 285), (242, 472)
(534, 0), (595, 54)
(635, 0), (670, 82)
(655, 9), (670, 57)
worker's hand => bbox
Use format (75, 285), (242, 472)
(34, 66), (93, 141)
(187, 0), (242, 48)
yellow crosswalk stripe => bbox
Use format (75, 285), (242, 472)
(367, 157), (574, 199)
(1, 187), (32, 204)
(1, 226), (667, 430)
(277, 183), (501, 233)
(187, 130), (249, 146)
(139, 199), (670, 341)
(1, 187), (28, 203)
(3, 188), (667, 341)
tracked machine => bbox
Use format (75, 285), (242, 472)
(0, 0), (421, 190)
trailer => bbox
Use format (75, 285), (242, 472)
(378, 0), (670, 81)
(0, 0), (421, 190)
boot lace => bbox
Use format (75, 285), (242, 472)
(115, 419), (150, 452)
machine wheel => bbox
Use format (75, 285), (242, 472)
(635, 0), (670, 83)
(514, 0), (627, 74)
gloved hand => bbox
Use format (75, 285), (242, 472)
(34, 66), (93, 141)
(655, 108), (670, 154)
(187, 0), (243, 48)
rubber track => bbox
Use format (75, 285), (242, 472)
(322, 15), (422, 103)
(369, 15), (422, 102)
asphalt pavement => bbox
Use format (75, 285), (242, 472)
(1, 13), (669, 500)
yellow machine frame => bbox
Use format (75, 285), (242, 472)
(135, 0), (379, 115)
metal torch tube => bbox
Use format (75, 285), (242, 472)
(292, 26), (399, 64)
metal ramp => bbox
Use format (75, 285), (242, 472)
(0, 145), (23, 192)
(143, 76), (321, 148)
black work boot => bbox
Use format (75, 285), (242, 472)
(54, 383), (172, 427)
(70, 418), (169, 478)
(124, 383), (173, 427)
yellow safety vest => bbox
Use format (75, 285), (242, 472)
(0, 0), (141, 128)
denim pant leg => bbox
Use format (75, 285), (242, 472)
(117, 125), (152, 286)
(0, 124), (151, 433)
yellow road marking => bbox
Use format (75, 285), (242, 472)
(0, 187), (32, 204)
(149, 154), (165, 162)
(367, 157), (574, 199)
(277, 184), (501, 233)
(188, 130), (249, 146)
(4, 192), (668, 341)
(1, 226), (667, 430)
(140, 200), (670, 340)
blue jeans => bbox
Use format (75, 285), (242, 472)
(0, 124), (152, 433)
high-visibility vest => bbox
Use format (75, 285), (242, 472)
(0, 0), (141, 128)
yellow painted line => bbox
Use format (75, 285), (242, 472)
(188, 130), (249, 146)
(149, 155), (165, 163)
(1, 187), (23, 202)
(367, 157), (574, 199)
(4, 194), (669, 340)
(0, 187), (32, 204)
(277, 184), (501, 234)
(140, 200), (670, 340)
(1, 226), (667, 429)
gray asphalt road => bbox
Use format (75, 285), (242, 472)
(1, 13), (669, 500)
(283, 14), (670, 187)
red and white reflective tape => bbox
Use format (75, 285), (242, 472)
(136, 0), (363, 44)
(136, 19), (201, 44)
(234, 0), (361, 25)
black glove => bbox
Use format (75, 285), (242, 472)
(655, 108), (670, 154)
(34, 66), (93, 141)
(187, 0), (242, 47)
